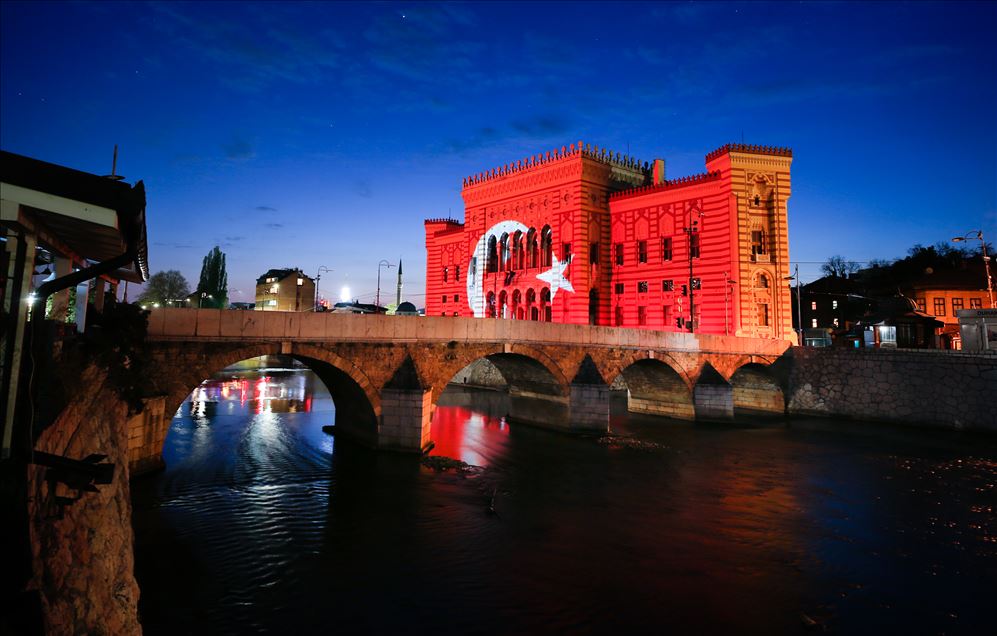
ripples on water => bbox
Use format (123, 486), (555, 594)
(131, 365), (997, 635)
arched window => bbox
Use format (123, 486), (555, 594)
(589, 288), (599, 325)
(487, 235), (498, 273)
(527, 228), (538, 268)
(512, 289), (522, 319)
(486, 291), (496, 318)
(541, 287), (552, 322)
(512, 230), (523, 270)
(540, 226), (553, 267)
(526, 288), (537, 320)
(756, 273), (770, 288)
(499, 290), (508, 319)
(499, 233), (510, 272)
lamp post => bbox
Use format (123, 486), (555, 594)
(952, 230), (995, 308)
(723, 272), (737, 336)
(376, 260), (394, 311)
(784, 264), (802, 344)
(315, 266), (333, 311)
(684, 209), (704, 332)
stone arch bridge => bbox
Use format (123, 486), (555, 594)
(131, 308), (792, 474)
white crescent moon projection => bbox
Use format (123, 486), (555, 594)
(467, 220), (528, 317)
(466, 220), (576, 317)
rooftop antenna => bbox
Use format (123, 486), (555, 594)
(104, 144), (125, 181)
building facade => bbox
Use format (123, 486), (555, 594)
(425, 142), (794, 339)
(254, 268), (315, 312)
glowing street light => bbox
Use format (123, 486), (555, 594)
(376, 259), (394, 311)
(315, 265), (333, 311)
(952, 230), (995, 308)
(784, 264), (803, 344)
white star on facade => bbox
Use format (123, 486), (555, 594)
(536, 254), (574, 301)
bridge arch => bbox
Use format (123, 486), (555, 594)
(728, 361), (785, 415)
(434, 343), (570, 398)
(611, 356), (695, 420)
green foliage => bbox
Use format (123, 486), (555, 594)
(197, 246), (228, 309)
(138, 270), (191, 307)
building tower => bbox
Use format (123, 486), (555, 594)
(396, 259), (403, 306)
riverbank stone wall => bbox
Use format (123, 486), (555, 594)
(787, 347), (997, 431)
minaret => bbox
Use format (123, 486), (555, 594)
(396, 259), (403, 306)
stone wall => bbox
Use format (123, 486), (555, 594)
(787, 347), (997, 431)
(27, 365), (141, 635)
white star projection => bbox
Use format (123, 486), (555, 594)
(536, 253), (574, 301)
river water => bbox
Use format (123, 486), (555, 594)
(131, 362), (997, 635)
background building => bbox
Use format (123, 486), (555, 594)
(425, 142), (794, 339)
(254, 268), (315, 312)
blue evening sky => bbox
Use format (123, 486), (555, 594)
(2, 1), (995, 304)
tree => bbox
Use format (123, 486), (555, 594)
(137, 270), (190, 307)
(821, 255), (859, 278)
(197, 246), (228, 309)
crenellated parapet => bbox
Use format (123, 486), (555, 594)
(462, 140), (650, 189)
(608, 170), (722, 201)
(705, 143), (793, 163)
(423, 217), (463, 227)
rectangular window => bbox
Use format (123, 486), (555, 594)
(811, 318), (818, 328)
(832, 300), (838, 310)
(455, 265), (460, 282)
(269, 284), (279, 294)
(614, 283), (624, 295)
(933, 298), (945, 316)
(590, 242), (599, 264)
(637, 281), (648, 293)
(952, 298), (964, 313)
(663, 305), (671, 324)
(615, 243), (624, 266)
(637, 240), (648, 263)
(441, 312), (446, 316)
(661, 238), (672, 261)
(563, 242), (572, 261)
(442, 295), (447, 304)
(267, 299), (277, 307)
(811, 301), (817, 310)
(453, 312), (458, 317)
(690, 235), (700, 258)
(758, 303), (769, 326)
(916, 297), (926, 312)
(751, 230), (766, 255)
(615, 306), (624, 326)
(454, 294), (460, 303)
(638, 306), (647, 326)
(443, 267), (448, 282)
(297, 278), (304, 286)
(970, 298), (983, 309)
(691, 277), (701, 290)
(662, 279), (674, 292)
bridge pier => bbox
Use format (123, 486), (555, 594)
(378, 388), (433, 453)
(126, 396), (170, 476)
(693, 383), (735, 422)
(568, 383), (611, 432)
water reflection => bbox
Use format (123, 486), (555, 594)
(133, 367), (997, 635)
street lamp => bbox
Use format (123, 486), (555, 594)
(684, 209), (704, 332)
(376, 260), (394, 311)
(723, 272), (737, 336)
(198, 291), (212, 308)
(952, 230), (995, 308)
(315, 266), (333, 311)
(784, 264), (803, 344)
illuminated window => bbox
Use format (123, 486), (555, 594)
(662, 279), (673, 291)
(811, 301), (817, 310)
(615, 243), (624, 266)
(933, 298), (945, 316)
(970, 298), (982, 309)
(833, 318), (839, 327)
(453, 312), (458, 317)
(269, 284), (279, 294)
(832, 300), (838, 309)
(615, 306), (624, 326)
(297, 278), (304, 286)
(661, 238), (672, 261)
(916, 297), (926, 312)
(638, 240), (647, 263)
(952, 298), (964, 313)
(691, 278), (701, 290)
(637, 281), (648, 293)
(443, 266), (448, 282)
(811, 318), (818, 328)
(690, 235), (700, 258)
(267, 299), (277, 307)
(638, 306), (647, 325)
(614, 283), (624, 295)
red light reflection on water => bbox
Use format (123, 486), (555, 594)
(430, 405), (510, 466)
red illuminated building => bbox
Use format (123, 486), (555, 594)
(425, 141), (794, 339)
